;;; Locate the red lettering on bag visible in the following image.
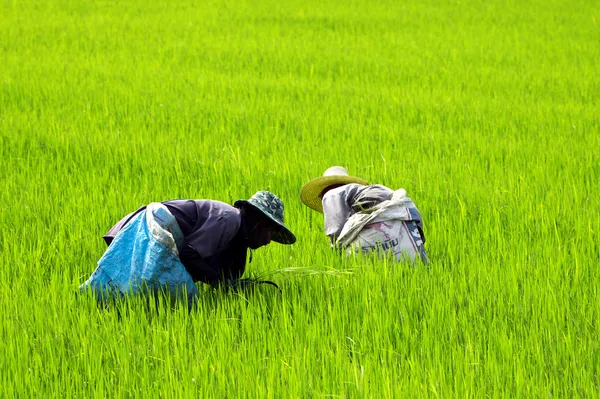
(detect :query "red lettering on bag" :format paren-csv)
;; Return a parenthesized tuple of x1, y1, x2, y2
(365, 222, 393, 239)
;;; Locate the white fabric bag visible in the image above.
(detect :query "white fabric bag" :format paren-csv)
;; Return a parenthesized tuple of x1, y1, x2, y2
(336, 189, 427, 262)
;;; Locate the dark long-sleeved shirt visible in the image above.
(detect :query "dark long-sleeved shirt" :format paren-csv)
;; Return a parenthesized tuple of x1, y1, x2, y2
(103, 200, 249, 285)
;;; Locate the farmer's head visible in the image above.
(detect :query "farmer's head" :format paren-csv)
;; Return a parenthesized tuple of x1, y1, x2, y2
(299, 166, 368, 213)
(234, 191, 296, 249)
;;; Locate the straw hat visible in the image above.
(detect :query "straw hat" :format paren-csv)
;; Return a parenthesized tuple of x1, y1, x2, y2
(300, 166, 368, 213)
(234, 191, 296, 244)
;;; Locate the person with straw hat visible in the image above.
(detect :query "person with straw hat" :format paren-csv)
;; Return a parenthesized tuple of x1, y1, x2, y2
(81, 191, 296, 305)
(300, 166, 427, 263)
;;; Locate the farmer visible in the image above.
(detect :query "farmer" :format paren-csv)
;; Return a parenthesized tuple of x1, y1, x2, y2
(80, 191, 296, 303)
(300, 166, 427, 263)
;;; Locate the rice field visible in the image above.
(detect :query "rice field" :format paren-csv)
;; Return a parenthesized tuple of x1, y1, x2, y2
(1, 0, 599, 396)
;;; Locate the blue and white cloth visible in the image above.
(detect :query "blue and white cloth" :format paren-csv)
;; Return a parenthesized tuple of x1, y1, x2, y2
(80, 203, 198, 305)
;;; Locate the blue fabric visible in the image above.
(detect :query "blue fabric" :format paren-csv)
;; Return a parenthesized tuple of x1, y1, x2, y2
(81, 207, 198, 305)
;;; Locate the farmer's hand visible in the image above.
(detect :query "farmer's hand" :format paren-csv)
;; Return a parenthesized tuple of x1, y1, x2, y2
(221, 279, 281, 293)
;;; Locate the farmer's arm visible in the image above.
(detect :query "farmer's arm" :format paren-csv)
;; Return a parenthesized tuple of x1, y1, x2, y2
(322, 185, 360, 243)
(180, 243, 249, 288)
(178, 245, 222, 284)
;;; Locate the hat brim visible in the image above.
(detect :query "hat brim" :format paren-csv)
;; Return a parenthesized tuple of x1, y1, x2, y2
(300, 175, 369, 213)
(234, 200, 296, 244)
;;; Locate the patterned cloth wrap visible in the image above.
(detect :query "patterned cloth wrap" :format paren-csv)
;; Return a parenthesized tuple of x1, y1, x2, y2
(80, 203, 198, 305)
(336, 189, 428, 263)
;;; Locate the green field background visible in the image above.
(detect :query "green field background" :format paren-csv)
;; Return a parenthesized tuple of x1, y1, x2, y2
(1, 0, 599, 396)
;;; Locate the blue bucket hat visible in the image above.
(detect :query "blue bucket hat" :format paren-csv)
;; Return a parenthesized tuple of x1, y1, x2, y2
(234, 191, 296, 244)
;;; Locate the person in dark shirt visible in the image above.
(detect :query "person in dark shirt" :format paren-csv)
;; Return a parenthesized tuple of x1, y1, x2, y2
(101, 190, 296, 288)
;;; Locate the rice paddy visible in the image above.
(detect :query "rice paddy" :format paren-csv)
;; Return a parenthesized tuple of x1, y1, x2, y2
(1, 0, 599, 396)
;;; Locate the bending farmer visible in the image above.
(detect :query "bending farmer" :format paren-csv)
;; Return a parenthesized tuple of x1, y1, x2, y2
(81, 191, 296, 303)
(300, 166, 427, 263)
